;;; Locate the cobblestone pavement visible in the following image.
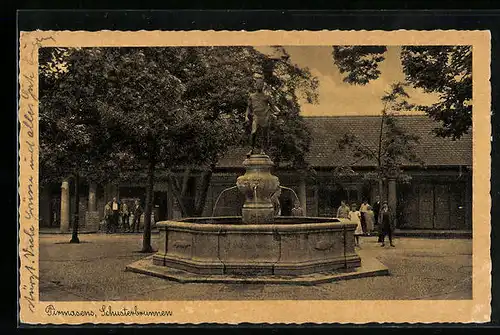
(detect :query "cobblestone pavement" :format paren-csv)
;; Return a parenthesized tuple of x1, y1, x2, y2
(39, 233, 472, 301)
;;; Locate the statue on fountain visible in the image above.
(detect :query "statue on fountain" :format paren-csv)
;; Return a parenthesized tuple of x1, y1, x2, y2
(237, 78, 281, 224)
(245, 79, 278, 157)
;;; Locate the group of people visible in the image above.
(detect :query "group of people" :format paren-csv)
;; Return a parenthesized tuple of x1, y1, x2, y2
(336, 196, 395, 248)
(103, 197, 144, 233)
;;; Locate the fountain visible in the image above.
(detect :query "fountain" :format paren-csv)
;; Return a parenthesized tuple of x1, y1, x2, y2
(126, 154, 389, 284)
(126, 79, 388, 283)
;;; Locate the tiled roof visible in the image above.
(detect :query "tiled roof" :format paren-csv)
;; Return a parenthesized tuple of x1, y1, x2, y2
(217, 115, 472, 168)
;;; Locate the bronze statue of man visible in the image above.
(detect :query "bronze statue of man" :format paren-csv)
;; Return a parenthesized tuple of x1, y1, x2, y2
(245, 79, 276, 156)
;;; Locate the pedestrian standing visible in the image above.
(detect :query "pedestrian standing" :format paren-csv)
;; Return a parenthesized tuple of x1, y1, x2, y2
(131, 199, 143, 233)
(373, 196, 382, 242)
(349, 203, 363, 247)
(121, 201, 130, 232)
(359, 199, 370, 235)
(336, 200, 350, 219)
(111, 197, 120, 233)
(365, 205, 375, 234)
(104, 202, 113, 234)
(379, 202, 395, 247)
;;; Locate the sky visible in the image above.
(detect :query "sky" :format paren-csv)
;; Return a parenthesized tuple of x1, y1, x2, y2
(255, 46, 438, 116)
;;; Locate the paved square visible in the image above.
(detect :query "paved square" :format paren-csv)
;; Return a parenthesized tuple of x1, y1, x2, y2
(39, 233, 472, 301)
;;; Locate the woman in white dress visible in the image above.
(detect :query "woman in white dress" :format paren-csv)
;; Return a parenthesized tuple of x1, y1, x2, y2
(365, 205, 375, 235)
(349, 203, 363, 247)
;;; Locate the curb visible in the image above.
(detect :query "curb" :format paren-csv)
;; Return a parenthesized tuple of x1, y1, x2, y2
(125, 255, 390, 285)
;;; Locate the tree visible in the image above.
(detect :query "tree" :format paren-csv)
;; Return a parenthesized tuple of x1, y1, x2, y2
(92, 47, 216, 252)
(332, 46, 472, 139)
(40, 47, 182, 251)
(337, 83, 423, 202)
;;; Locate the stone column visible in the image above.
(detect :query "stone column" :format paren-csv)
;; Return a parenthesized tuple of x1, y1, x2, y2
(85, 182, 100, 232)
(298, 177, 307, 216)
(60, 179, 70, 233)
(88, 183, 97, 211)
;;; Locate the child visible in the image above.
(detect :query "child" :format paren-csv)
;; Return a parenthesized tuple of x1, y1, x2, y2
(291, 200, 304, 217)
(365, 205, 375, 235)
(349, 203, 363, 247)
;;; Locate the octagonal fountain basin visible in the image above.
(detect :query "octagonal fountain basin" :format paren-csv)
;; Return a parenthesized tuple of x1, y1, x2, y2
(151, 216, 361, 276)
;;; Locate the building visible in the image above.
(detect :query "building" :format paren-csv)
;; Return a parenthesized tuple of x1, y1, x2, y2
(40, 115, 472, 231)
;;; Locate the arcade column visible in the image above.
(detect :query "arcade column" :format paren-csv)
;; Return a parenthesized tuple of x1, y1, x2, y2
(88, 183, 97, 211)
(60, 179, 70, 232)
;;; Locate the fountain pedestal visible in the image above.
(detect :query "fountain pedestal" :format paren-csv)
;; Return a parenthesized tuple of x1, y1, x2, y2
(236, 154, 280, 224)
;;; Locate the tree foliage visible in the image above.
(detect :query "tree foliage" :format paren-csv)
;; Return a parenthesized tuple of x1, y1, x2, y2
(39, 47, 123, 186)
(401, 46, 472, 139)
(332, 45, 472, 139)
(332, 46, 387, 85)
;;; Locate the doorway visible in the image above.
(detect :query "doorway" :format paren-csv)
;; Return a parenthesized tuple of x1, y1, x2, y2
(154, 191, 169, 221)
(401, 182, 467, 230)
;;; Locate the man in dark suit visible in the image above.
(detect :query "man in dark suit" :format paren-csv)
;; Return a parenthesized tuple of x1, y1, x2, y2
(372, 196, 382, 242)
(131, 199, 143, 233)
(111, 197, 120, 233)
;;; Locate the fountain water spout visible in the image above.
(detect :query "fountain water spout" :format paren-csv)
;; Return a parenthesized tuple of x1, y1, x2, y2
(280, 186, 301, 207)
(211, 185, 238, 218)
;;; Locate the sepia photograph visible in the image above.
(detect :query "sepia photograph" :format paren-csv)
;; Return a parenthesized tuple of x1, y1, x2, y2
(18, 30, 491, 324)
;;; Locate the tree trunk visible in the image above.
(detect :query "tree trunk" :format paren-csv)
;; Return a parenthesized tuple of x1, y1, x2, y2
(183, 176, 197, 216)
(170, 165, 214, 218)
(378, 113, 385, 161)
(70, 172, 80, 243)
(378, 177, 384, 202)
(167, 175, 187, 215)
(141, 159, 155, 253)
(170, 168, 196, 217)
(377, 111, 386, 202)
(180, 168, 191, 197)
(194, 167, 214, 216)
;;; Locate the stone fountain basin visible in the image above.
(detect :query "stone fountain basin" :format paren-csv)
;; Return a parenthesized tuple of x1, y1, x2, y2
(152, 216, 361, 276)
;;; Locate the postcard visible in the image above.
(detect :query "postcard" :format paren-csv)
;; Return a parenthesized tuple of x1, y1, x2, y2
(18, 29, 491, 324)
